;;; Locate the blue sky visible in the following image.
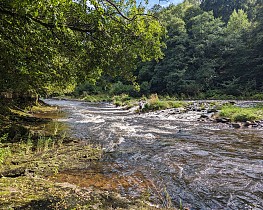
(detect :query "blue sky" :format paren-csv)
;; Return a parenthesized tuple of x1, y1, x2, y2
(145, 0, 183, 8)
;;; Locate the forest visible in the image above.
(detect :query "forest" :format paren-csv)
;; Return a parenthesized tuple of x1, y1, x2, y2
(75, 0, 263, 99)
(1, 0, 263, 99)
(0, 0, 164, 97)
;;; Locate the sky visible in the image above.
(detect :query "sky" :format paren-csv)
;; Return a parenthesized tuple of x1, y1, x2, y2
(145, 0, 183, 8)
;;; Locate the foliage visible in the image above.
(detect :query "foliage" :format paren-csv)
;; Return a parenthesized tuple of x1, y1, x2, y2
(0, 134, 11, 164)
(132, 1, 263, 99)
(219, 105, 263, 122)
(142, 94, 186, 112)
(109, 81, 138, 96)
(5, 0, 262, 99)
(74, 81, 103, 96)
(0, 0, 164, 95)
(112, 94, 131, 106)
(251, 93, 263, 100)
(200, 0, 257, 22)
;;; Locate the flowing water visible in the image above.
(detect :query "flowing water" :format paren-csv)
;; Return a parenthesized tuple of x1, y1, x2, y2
(45, 99, 263, 210)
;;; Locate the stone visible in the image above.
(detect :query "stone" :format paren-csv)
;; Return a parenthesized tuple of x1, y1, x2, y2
(215, 117, 230, 123)
(232, 123, 242, 128)
(244, 121, 252, 127)
(221, 118, 230, 123)
(200, 114, 209, 119)
(207, 109, 217, 113)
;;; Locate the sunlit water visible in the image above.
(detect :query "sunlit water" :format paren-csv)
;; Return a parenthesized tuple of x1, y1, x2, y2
(45, 99, 263, 209)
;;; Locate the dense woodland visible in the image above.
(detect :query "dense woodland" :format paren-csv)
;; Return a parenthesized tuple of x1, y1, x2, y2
(134, 0, 263, 98)
(77, 0, 263, 99)
(1, 0, 263, 99)
(0, 0, 164, 97)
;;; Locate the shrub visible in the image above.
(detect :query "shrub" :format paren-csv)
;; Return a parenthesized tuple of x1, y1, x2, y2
(109, 81, 137, 96)
(83, 95, 96, 102)
(140, 81, 150, 96)
(148, 100, 169, 111)
(250, 93, 263, 100)
(148, 93, 159, 104)
(113, 94, 131, 106)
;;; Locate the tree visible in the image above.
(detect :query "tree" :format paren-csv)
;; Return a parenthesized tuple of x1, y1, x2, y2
(0, 0, 164, 95)
(219, 9, 253, 95)
(226, 9, 251, 34)
(186, 11, 225, 92)
(245, 2, 263, 90)
(134, 0, 262, 98)
(200, 0, 257, 23)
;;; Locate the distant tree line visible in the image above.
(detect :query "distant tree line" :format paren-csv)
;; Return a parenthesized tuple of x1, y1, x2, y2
(81, 0, 263, 99)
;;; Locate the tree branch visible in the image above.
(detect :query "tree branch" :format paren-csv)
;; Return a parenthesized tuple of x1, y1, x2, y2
(0, 7, 96, 33)
(103, 0, 159, 22)
(104, 0, 132, 21)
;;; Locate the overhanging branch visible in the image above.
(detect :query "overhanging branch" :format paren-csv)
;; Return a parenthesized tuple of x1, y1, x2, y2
(0, 7, 96, 33)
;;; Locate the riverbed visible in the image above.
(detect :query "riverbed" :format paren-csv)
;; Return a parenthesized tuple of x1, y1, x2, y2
(45, 99, 263, 209)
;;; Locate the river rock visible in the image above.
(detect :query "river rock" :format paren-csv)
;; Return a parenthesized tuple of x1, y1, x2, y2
(244, 121, 259, 127)
(200, 114, 209, 119)
(173, 108, 186, 114)
(207, 108, 217, 113)
(222, 118, 231, 123)
(215, 117, 230, 123)
(232, 123, 242, 128)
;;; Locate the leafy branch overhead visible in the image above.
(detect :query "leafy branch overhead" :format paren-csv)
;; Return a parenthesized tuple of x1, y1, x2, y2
(0, 0, 165, 94)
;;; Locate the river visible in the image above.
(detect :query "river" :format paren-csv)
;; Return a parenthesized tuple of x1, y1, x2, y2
(44, 99, 263, 210)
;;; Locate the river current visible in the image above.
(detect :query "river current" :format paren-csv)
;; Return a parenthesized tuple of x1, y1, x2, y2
(45, 99, 263, 210)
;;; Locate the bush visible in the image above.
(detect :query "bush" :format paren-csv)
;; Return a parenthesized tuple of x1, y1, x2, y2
(113, 94, 131, 106)
(250, 93, 263, 100)
(233, 113, 257, 122)
(147, 101, 169, 111)
(140, 81, 150, 96)
(74, 81, 102, 96)
(83, 95, 96, 102)
(110, 81, 137, 96)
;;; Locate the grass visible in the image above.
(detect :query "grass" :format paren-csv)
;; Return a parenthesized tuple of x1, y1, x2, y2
(0, 134, 11, 164)
(219, 105, 263, 122)
(109, 93, 187, 112)
(0, 136, 105, 208)
(0, 138, 176, 209)
(113, 94, 132, 106)
(142, 94, 186, 112)
(1, 98, 180, 209)
(29, 104, 58, 113)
